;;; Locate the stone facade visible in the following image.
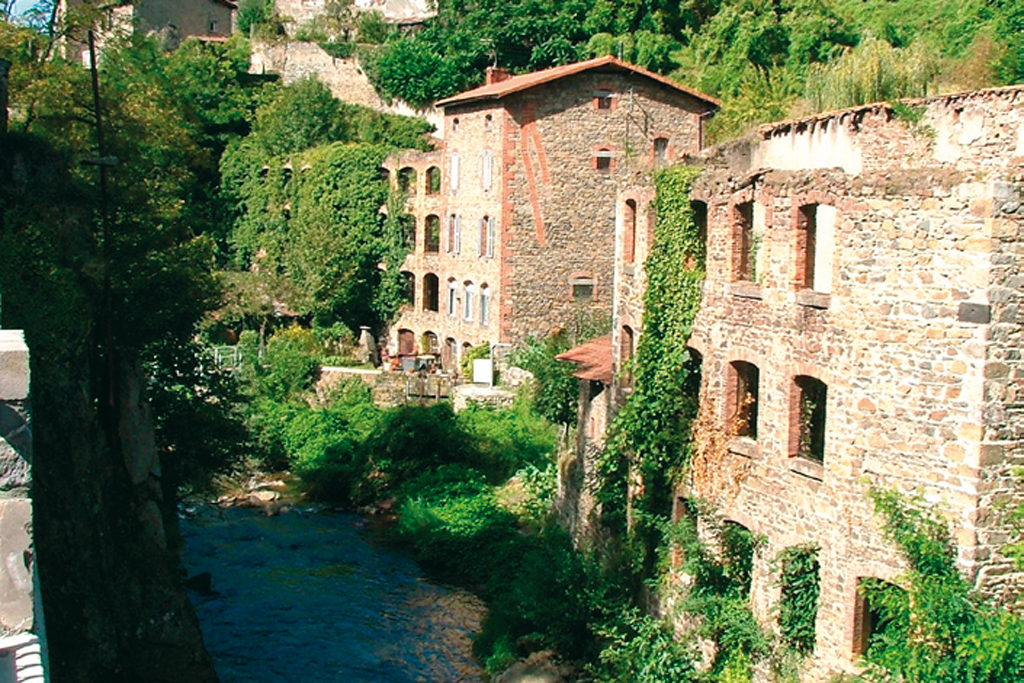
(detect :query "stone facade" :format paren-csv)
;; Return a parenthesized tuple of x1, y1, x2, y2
(0, 330, 47, 682)
(384, 56, 718, 372)
(602, 85, 1024, 680)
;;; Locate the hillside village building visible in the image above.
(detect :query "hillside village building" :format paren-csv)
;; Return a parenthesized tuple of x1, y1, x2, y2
(382, 56, 719, 370)
(58, 0, 236, 59)
(561, 84, 1024, 680)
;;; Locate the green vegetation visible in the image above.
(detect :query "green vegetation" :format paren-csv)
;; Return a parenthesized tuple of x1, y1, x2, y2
(352, 0, 1023, 135)
(776, 544, 821, 654)
(852, 490, 1024, 683)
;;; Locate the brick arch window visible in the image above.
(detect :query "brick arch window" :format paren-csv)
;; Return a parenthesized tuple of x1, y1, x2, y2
(426, 166, 441, 195)
(423, 331, 439, 354)
(480, 284, 490, 327)
(444, 337, 457, 370)
(594, 147, 614, 171)
(653, 136, 669, 163)
(446, 278, 458, 317)
(791, 375, 827, 463)
(728, 360, 759, 439)
(463, 281, 476, 321)
(425, 215, 441, 253)
(594, 90, 613, 110)
(733, 201, 755, 282)
(446, 213, 461, 254)
(400, 214, 416, 249)
(721, 520, 756, 596)
(423, 273, 439, 312)
(397, 329, 415, 356)
(478, 215, 496, 258)
(400, 271, 415, 306)
(623, 199, 637, 264)
(398, 166, 416, 194)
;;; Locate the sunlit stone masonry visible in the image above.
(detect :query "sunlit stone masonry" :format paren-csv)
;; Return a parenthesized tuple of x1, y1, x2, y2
(629, 86, 1024, 680)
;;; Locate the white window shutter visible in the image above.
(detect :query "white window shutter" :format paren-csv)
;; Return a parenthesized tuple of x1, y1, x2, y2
(454, 214, 461, 254)
(487, 216, 496, 258)
(482, 149, 492, 191)
(450, 153, 460, 192)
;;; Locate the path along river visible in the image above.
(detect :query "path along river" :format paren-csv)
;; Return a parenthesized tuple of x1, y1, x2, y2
(180, 504, 487, 682)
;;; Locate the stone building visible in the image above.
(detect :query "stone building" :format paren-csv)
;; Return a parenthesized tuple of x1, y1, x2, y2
(58, 0, 236, 59)
(595, 84, 1024, 680)
(383, 56, 719, 371)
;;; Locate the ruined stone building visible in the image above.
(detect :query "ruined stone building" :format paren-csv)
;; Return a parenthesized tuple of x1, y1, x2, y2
(574, 84, 1024, 680)
(382, 56, 719, 370)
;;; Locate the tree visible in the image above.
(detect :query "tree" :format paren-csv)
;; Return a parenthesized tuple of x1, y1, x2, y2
(0, 25, 231, 681)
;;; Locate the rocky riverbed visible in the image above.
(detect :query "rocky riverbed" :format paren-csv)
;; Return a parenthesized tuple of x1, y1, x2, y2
(180, 504, 487, 682)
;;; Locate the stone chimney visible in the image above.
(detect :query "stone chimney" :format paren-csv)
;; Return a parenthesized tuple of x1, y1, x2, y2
(0, 59, 9, 135)
(485, 66, 511, 86)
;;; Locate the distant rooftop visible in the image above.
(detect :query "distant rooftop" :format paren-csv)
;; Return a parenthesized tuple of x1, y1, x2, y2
(435, 55, 720, 109)
(556, 334, 613, 384)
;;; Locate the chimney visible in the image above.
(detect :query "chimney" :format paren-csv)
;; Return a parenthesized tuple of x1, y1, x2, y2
(485, 66, 510, 86)
(0, 59, 9, 135)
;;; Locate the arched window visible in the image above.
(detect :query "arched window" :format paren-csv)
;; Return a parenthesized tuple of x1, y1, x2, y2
(425, 215, 440, 253)
(623, 199, 637, 264)
(423, 331, 439, 354)
(481, 149, 493, 191)
(463, 281, 475, 321)
(446, 213, 461, 254)
(398, 167, 416, 194)
(400, 214, 416, 249)
(397, 329, 415, 356)
(446, 279, 458, 317)
(426, 166, 441, 195)
(484, 113, 493, 131)
(400, 270, 415, 305)
(480, 285, 490, 327)
(423, 273, 439, 312)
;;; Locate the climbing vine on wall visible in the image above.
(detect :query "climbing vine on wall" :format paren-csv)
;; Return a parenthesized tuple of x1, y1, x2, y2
(600, 165, 705, 575)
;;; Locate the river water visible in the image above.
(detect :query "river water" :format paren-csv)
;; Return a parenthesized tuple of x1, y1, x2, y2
(180, 505, 486, 683)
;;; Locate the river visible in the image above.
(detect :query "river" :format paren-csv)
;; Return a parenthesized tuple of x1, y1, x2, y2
(180, 504, 487, 683)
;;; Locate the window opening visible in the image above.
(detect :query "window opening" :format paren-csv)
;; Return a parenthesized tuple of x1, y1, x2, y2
(425, 215, 440, 253)
(794, 375, 827, 463)
(481, 149, 493, 191)
(423, 273, 439, 312)
(480, 285, 490, 326)
(735, 201, 755, 281)
(853, 579, 902, 657)
(398, 167, 416, 194)
(484, 113, 493, 131)
(731, 360, 759, 439)
(691, 200, 708, 268)
(400, 271, 415, 305)
(423, 331, 439, 354)
(594, 91, 612, 109)
(446, 279, 457, 317)
(653, 137, 669, 163)
(450, 153, 460, 192)
(624, 199, 637, 264)
(400, 214, 416, 249)
(452, 117, 460, 132)
(595, 149, 613, 171)
(447, 213, 461, 254)
(398, 329, 415, 356)
(620, 325, 634, 387)
(797, 203, 835, 293)
(463, 282, 475, 321)
(570, 276, 595, 302)
(426, 166, 441, 195)
(778, 545, 821, 655)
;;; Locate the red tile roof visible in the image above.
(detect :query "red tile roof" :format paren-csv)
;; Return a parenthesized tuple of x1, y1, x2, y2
(556, 334, 614, 384)
(435, 55, 720, 109)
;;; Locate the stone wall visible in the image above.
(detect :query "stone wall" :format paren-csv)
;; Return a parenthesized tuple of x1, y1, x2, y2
(249, 41, 444, 132)
(678, 85, 1024, 680)
(496, 72, 708, 346)
(0, 330, 47, 681)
